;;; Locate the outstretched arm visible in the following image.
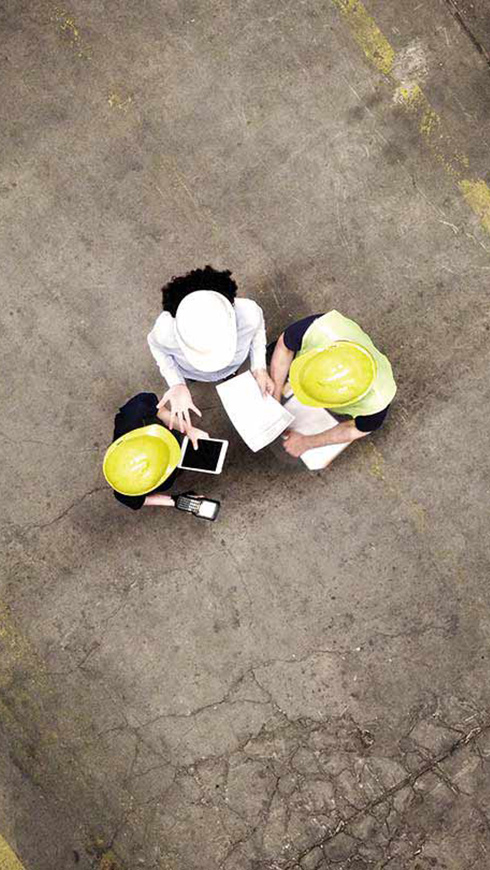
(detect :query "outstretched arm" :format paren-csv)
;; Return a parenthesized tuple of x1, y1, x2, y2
(283, 420, 368, 458)
(249, 304, 274, 397)
(148, 320, 202, 433)
(270, 334, 295, 401)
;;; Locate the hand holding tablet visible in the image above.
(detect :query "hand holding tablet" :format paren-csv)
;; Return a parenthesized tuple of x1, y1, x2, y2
(178, 437, 229, 474)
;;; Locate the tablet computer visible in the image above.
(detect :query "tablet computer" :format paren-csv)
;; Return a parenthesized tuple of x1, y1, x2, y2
(178, 437, 228, 474)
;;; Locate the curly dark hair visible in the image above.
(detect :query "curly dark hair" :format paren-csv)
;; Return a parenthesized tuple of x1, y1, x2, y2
(161, 265, 238, 317)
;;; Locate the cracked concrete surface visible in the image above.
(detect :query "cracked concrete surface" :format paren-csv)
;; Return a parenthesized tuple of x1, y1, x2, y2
(2, 0, 490, 868)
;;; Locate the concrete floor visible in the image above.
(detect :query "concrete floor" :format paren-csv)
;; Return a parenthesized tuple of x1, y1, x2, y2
(1, 1, 490, 868)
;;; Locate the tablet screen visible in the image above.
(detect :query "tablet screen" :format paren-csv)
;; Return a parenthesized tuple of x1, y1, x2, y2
(181, 439, 224, 472)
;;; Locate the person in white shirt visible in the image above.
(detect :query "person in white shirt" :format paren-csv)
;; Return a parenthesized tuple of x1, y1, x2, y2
(147, 266, 273, 439)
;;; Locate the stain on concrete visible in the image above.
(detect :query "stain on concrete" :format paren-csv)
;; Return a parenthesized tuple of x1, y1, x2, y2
(333, 0, 490, 236)
(107, 92, 133, 112)
(97, 851, 122, 870)
(392, 39, 429, 89)
(51, 8, 91, 59)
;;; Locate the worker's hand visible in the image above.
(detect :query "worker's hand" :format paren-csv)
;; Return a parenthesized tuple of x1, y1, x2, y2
(158, 385, 202, 433)
(183, 424, 209, 450)
(252, 368, 275, 398)
(282, 430, 311, 458)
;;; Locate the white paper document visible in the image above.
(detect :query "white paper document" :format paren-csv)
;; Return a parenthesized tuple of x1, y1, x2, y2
(216, 371, 294, 452)
(284, 395, 350, 470)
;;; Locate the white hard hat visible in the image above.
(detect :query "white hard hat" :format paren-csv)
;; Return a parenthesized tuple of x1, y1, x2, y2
(175, 290, 237, 372)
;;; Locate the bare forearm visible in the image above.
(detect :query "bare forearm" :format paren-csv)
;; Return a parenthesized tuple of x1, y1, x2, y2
(157, 406, 172, 427)
(270, 335, 294, 400)
(144, 494, 175, 507)
(308, 420, 367, 447)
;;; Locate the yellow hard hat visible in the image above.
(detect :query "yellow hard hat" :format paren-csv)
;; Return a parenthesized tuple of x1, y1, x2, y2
(290, 341, 376, 408)
(103, 424, 181, 496)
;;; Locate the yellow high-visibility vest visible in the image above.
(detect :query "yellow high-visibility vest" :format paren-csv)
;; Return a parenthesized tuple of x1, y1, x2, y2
(297, 310, 397, 415)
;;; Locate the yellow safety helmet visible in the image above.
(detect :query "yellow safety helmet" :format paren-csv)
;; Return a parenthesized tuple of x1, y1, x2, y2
(103, 424, 181, 496)
(290, 341, 377, 409)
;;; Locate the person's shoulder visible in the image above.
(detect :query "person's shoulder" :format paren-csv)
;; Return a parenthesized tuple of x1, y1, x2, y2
(118, 391, 158, 417)
(148, 310, 175, 340)
(235, 297, 263, 323)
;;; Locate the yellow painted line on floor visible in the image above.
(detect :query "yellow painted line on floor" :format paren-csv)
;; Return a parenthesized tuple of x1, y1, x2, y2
(332, 0, 490, 237)
(459, 179, 490, 234)
(0, 836, 27, 870)
(333, 0, 394, 74)
(0, 602, 33, 689)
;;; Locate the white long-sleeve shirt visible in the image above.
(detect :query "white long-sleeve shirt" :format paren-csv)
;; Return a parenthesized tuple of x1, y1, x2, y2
(147, 298, 267, 387)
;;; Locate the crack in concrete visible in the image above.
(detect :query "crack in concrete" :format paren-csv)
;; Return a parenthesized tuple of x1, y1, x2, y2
(0, 428, 101, 451)
(21, 486, 106, 530)
(135, 648, 351, 732)
(443, 0, 490, 68)
(76, 641, 102, 671)
(0, 428, 63, 448)
(136, 671, 271, 730)
(218, 543, 254, 626)
(293, 716, 490, 867)
(9, 616, 486, 870)
(218, 771, 282, 870)
(368, 619, 454, 642)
